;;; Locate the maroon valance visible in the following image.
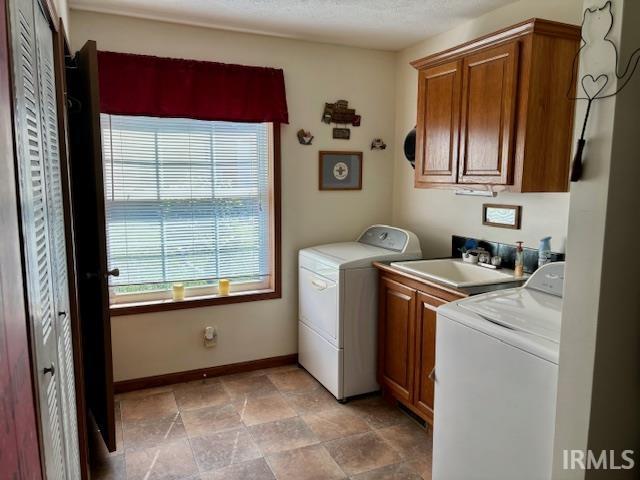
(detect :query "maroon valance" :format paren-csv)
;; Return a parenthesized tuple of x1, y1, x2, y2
(97, 51, 288, 124)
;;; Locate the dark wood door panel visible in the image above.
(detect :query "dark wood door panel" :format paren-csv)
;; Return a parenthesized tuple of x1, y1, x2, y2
(414, 292, 444, 423)
(67, 40, 116, 452)
(378, 277, 416, 402)
(459, 41, 519, 185)
(415, 60, 462, 186)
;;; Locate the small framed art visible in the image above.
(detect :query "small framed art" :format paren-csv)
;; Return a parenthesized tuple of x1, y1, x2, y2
(319, 151, 362, 190)
(482, 204, 522, 229)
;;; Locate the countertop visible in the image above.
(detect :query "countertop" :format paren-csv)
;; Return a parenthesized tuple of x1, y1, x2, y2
(374, 259, 527, 297)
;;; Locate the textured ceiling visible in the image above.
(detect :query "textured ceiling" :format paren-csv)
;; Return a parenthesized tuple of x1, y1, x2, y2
(69, 0, 516, 51)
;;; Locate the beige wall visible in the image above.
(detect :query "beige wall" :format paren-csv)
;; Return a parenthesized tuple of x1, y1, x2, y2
(53, 0, 69, 32)
(70, 0, 585, 382)
(391, 0, 584, 257)
(554, 0, 640, 478)
(584, 0, 640, 473)
(70, 10, 397, 381)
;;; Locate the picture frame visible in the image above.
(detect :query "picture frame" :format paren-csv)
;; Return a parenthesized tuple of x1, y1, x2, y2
(319, 151, 363, 191)
(482, 204, 522, 229)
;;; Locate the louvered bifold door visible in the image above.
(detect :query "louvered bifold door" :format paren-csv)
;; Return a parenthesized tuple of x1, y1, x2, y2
(34, 1, 82, 478)
(9, 0, 79, 478)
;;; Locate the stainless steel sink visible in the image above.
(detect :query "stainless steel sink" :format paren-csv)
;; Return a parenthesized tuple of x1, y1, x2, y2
(390, 258, 523, 288)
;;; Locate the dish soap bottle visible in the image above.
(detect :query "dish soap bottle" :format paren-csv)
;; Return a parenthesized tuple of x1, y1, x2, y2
(515, 241, 524, 278)
(538, 236, 552, 268)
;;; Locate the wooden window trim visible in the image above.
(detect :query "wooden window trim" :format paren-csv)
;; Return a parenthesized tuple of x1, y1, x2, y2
(109, 123, 282, 317)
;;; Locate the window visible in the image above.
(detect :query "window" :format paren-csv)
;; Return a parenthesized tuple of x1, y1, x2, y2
(101, 114, 280, 312)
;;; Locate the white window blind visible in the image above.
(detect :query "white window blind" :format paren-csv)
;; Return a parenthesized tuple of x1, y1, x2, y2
(101, 114, 273, 299)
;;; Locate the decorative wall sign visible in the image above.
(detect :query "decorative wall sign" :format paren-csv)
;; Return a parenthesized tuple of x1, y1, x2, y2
(333, 128, 351, 140)
(319, 151, 363, 190)
(482, 204, 522, 230)
(569, 1, 640, 181)
(322, 100, 361, 126)
(297, 129, 314, 145)
(371, 138, 387, 150)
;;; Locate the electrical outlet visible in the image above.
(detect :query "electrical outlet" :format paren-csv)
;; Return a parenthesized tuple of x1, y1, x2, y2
(204, 326, 217, 348)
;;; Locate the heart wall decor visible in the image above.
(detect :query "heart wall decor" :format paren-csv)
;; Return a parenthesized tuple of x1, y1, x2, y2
(568, 1, 640, 181)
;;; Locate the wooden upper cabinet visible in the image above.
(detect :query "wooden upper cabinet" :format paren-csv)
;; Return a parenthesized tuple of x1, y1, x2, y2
(377, 277, 416, 403)
(415, 60, 461, 186)
(411, 19, 581, 192)
(458, 42, 518, 185)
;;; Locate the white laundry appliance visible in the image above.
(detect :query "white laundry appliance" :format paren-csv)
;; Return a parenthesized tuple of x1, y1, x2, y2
(298, 225, 421, 401)
(433, 262, 565, 480)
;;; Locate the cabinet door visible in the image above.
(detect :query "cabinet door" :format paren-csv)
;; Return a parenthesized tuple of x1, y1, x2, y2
(458, 41, 519, 185)
(378, 277, 417, 402)
(414, 292, 445, 423)
(415, 60, 462, 186)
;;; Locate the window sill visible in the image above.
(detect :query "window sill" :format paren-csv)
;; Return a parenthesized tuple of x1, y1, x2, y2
(109, 288, 281, 316)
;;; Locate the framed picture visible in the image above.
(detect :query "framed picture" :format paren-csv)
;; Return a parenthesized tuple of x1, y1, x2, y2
(482, 204, 522, 229)
(319, 151, 362, 190)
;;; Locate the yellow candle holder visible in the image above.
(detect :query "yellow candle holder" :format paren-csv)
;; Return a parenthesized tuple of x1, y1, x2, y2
(218, 278, 230, 296)
(172, 283, 185, 301)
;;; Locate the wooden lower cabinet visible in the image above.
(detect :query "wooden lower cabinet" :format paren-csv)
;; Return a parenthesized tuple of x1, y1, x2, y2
(377, 271, 464, 425)
(413, 292, 445, 423)
(377, 277, 416, 403)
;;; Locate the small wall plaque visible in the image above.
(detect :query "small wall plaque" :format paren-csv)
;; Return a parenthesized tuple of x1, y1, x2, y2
(319, 151, 362, 190)
(332, 128, 351, 140)
(322, 100, 361, 126)
(483, 204, 522, 229)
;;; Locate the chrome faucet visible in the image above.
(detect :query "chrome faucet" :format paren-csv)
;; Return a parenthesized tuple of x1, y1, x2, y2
(478, 251, 491, 265)
(476, 250, 502, 269)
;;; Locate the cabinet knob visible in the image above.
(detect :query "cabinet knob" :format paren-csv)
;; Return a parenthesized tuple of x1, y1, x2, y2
(428, 367, 436, 382)
(43, 364, 55, 377)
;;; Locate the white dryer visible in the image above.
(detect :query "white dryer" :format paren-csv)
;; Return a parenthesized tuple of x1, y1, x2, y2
(433, 262, 565, 480)
(298, 225, 421, 401)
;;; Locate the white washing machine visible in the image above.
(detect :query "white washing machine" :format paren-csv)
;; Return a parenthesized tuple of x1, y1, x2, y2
(298, 225, 421, 401)
(433, 262, 565, 480)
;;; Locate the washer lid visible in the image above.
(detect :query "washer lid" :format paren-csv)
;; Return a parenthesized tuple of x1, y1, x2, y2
(300, 242, 401, 269)
(439, 293, 561, 364)
(299, 225, 422, 269)
(458, 288, 562, 344)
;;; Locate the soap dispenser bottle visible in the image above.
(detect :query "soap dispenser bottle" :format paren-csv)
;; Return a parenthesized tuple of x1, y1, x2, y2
(514, 241, 524, 278)
(538, 236, 552, 268)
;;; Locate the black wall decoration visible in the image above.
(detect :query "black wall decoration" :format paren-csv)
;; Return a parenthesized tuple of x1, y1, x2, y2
(569, 1, 640, 181)
(322, 100, 361, 140)
(404, 127, 416, 169)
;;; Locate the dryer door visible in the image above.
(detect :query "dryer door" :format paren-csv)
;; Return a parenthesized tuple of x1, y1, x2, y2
(299, 266, 340, 347)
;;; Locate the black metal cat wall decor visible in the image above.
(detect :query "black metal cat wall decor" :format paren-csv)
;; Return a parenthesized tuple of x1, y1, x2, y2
(569, 1, 640, 181)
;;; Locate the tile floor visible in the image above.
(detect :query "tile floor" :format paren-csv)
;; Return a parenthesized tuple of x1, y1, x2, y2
(93, 365, 432, 480)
